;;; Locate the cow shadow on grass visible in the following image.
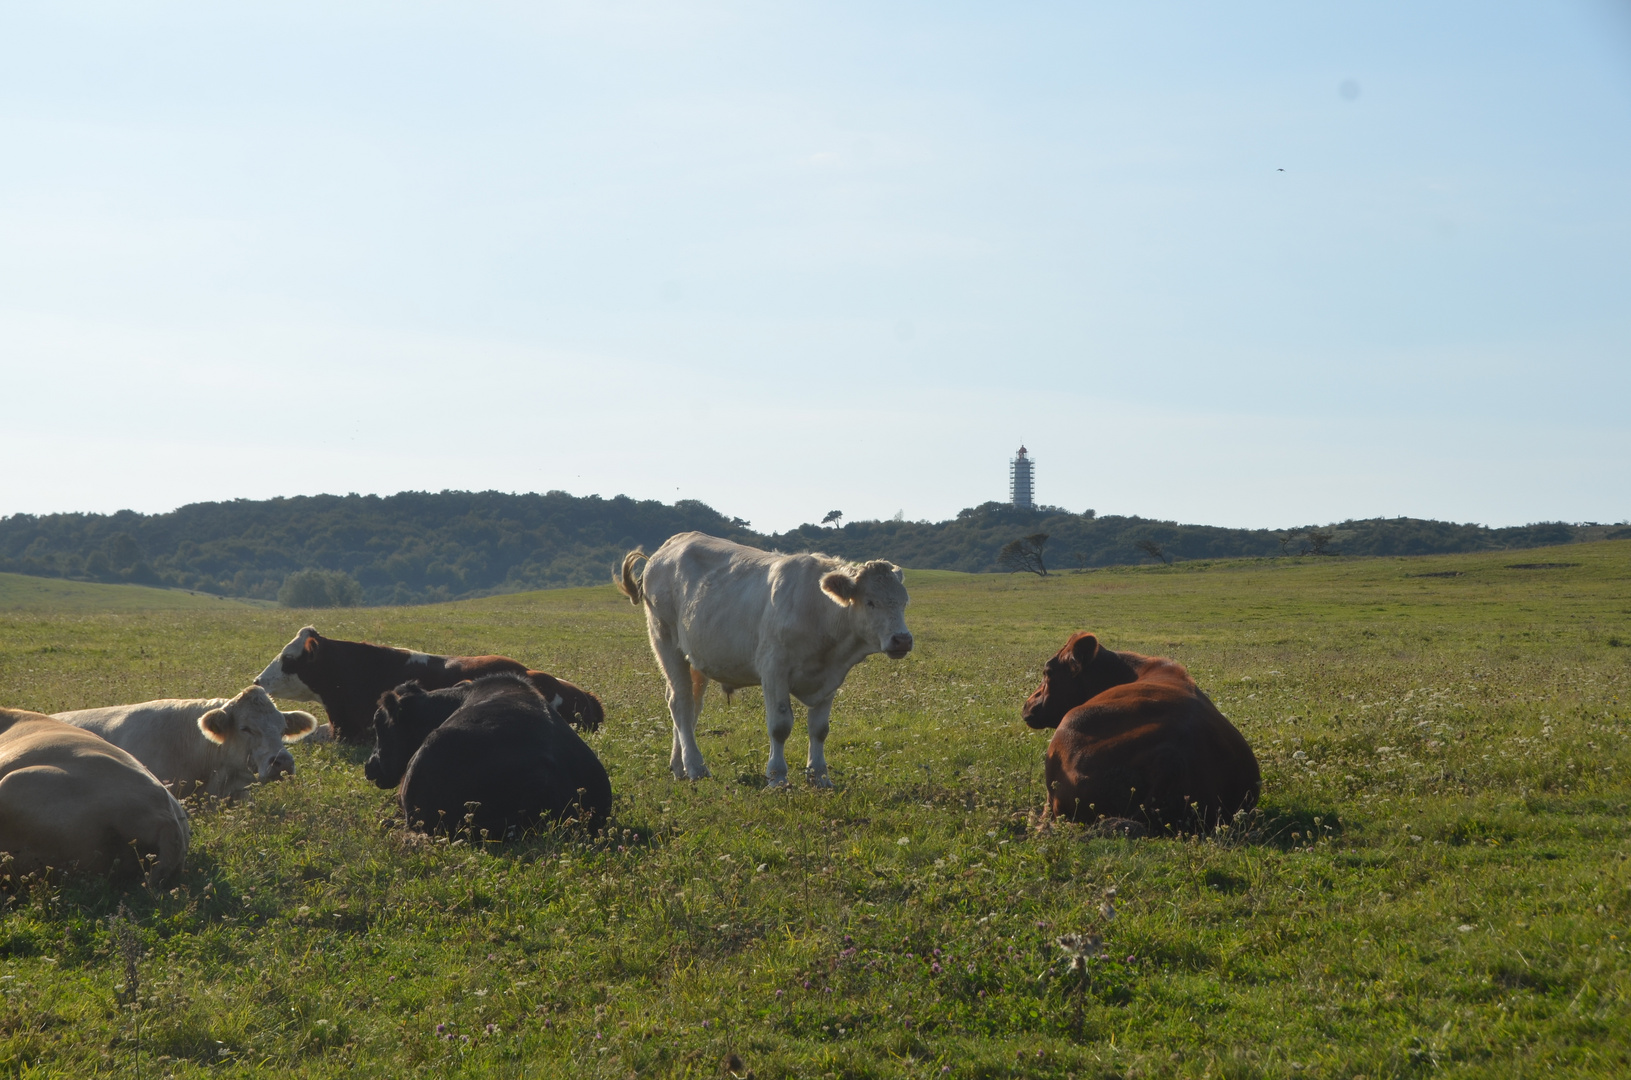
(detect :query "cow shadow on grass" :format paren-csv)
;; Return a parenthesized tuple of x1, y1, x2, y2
(1040, 798, 1347, 851)
(1166, 798, 1346, 852)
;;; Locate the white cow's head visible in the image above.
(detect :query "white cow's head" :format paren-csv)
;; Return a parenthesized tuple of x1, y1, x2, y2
(820, 560, 914, 658)
(253, 626, 322, 701)
(198, 685, 320, 797)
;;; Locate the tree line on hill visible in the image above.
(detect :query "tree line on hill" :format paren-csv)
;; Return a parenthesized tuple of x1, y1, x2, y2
(0, 491, 1620, 606)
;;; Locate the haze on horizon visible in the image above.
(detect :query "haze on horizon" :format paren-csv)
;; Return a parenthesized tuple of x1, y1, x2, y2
(3, 1, 1628, 534)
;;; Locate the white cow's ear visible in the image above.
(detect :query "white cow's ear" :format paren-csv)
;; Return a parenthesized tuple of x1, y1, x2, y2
(820, 570, 857, 605)
(198, 708, 232, 744)
(282, 710, 319, 741)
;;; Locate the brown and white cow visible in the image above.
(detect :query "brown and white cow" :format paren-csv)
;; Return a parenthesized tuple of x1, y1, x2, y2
(55, 686, 319, 800)
(1022, 632, 1260, 833)
(253, 627, 604, 743)
(0, 709, 190, 885)
(618, 531, 913, 787)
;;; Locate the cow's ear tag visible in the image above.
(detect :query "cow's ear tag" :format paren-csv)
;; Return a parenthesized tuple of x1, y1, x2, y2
(820, 570, 857, 605)
(198, 709, 232, 744)
(283, 711, 319, 740)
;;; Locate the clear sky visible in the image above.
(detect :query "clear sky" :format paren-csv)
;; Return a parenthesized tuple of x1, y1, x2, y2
(3, 1, 1628, 532)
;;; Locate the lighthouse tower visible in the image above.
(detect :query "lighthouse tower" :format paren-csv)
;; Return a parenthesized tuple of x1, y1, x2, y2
(1009, 445, 1035, 510)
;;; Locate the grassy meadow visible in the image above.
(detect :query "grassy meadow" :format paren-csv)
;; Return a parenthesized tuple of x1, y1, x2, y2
(0, 542, 1628, 1078)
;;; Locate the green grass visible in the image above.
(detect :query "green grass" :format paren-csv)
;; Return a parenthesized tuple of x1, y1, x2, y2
(1, 544, 1629, 1078)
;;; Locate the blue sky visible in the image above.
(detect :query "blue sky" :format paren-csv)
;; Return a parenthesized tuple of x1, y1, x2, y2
(3, 1, 1628, 531)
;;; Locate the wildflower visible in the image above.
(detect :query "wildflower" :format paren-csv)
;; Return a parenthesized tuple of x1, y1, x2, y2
(435, 1023, 446, 1035)
(775, 989, 784, 998)
(803, 980, 812, 989)
(931, 962, 942, 974)
(485, 1023, 498, 1035)
(897, 837, 910, 845)
(1055, 932, 1104, 971)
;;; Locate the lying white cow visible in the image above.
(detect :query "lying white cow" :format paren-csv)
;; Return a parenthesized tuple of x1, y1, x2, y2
(0, 708, 190, 886)
(54, 686, 319, 800)
(617, 532, 913, 787)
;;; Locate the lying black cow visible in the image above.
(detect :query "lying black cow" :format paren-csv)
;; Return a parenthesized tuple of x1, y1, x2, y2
(255, 626, 604, 742)
(364, 674, 613, 837)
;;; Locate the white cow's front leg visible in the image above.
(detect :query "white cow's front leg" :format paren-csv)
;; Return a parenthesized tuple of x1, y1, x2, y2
(763, 675, 795, 788)
(649, 627, 710, 780)
(805, 696, 835, 788)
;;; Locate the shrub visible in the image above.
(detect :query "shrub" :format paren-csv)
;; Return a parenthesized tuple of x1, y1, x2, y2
(278, 569, 364, 608)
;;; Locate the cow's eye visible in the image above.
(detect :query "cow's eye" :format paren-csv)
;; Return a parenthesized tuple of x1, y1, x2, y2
(866, 600, 876, 608)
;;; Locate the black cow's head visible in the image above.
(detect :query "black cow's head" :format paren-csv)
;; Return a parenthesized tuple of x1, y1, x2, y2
(364, 681, 467, 788)
(1021, 632, 1138, 730)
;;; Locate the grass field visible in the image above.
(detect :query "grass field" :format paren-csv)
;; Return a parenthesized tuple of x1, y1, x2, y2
(0, 542, 1628, 1079)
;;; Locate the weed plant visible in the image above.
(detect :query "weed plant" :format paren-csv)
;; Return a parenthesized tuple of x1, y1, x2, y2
(0, 543, 1627, 1077)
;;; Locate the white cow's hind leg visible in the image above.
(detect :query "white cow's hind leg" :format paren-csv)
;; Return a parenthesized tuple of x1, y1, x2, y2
(762, 674, 795, 788)
(805, 696, 835, 788)
(649, 625, 710, 780)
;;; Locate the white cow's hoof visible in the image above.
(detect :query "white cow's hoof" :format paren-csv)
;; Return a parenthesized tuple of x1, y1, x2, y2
(685, 765, 713, 781)
(806, 771, 834, 789)
(765, 775, 791, 789)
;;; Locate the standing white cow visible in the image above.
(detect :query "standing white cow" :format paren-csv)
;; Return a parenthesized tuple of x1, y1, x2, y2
(618, 532, 913, 787)
(54, 686, 318, 800)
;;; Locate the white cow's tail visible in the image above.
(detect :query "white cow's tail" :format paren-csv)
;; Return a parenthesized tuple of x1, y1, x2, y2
(616, 549, 649, 606)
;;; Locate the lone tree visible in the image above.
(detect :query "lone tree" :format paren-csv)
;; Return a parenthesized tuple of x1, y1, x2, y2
(821, 510, 843, 527)
(1135, 538, 1171, 565)
(278, 569, 364, 608)
(999, 533, 1051, 576)
(1303, 528, 1338, 556)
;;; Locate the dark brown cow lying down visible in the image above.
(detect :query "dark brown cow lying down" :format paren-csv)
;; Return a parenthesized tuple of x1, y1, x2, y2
(1022, 632, 1260, 833)
(0, 709, 190, 885)
(363, 674, 612, 837)
(254, 626, 604, 743)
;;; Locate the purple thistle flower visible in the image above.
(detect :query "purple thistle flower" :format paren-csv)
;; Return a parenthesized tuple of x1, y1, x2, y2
(931, 962, 942, 974)
(435, 1024, 446, 1034)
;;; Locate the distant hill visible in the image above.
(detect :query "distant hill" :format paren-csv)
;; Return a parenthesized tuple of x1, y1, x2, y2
(0, 491, 1620, 605)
